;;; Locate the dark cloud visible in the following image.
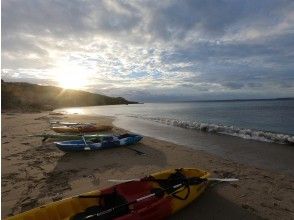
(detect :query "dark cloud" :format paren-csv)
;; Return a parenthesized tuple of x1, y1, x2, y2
(247, 82, 263, 88)
(223, 82, 244, 90)
(2, 0, 141, 39)
(144, 0, 293, 40)
(161, 30, 294, 92)
(146, 0, 239, 40)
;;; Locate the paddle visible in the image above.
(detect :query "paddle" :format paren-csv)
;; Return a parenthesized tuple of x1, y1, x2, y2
(29, 134, 49, 142)
(50, 121, 95, 126)
(80, 180, 195, 220)
(82, 135, 91, 150)
(78, 175, 206, 199)
(124, 146, 146, 155)
(78, 176, 238, 200)
(108, 177, 239, 183)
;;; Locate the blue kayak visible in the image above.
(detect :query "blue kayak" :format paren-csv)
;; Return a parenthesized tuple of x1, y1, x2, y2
(54, 133, 143, 152)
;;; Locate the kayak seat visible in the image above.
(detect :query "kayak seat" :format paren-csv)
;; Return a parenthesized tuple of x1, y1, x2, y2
(90, 138, 102, 143)
(145, 170, 192, 200)
(71, 191, 129, 220)
(114, 181, 162, 210)
(116, 197, 172, 220)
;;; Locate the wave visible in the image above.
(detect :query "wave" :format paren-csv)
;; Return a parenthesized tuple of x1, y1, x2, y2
(130, 116, 294, 145)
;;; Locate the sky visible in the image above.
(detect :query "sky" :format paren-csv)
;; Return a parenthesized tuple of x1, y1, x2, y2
(2, 0, 294, 101)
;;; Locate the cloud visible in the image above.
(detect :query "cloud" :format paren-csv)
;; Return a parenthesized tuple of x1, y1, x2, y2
(223, 82, 244, 90)
(2, 0, 294, 101)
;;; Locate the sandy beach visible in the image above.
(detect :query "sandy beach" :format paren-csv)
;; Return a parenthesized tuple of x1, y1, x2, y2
(2, 112, 294, 219)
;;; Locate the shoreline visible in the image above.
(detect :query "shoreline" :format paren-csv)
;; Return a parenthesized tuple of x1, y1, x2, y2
(114, 116, 294, 175)
(2, 112, 294, 219)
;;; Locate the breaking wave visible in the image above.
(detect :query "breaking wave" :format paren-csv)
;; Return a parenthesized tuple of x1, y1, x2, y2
(131, 116, 294, 145)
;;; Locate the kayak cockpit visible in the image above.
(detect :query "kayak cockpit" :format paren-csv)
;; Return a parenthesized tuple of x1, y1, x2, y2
(71, 190, 129, 220)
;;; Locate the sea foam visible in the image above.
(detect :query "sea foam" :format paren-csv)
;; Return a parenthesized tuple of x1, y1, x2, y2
(131, 116, 294, 145)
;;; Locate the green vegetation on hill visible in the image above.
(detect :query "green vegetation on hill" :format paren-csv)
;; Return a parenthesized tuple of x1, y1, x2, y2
(1, 81, 137, 111)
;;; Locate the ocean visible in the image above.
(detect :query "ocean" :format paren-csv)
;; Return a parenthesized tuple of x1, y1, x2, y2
(61, 99, 294, 145)
(59, 99, 294, 174)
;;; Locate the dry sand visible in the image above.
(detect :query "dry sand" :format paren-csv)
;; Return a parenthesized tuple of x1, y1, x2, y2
(1, 112, 294, 219)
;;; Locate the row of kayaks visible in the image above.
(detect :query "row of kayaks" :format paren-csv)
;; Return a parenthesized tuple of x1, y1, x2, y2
(6, 168, 210, 220)
(40, 121, 143, 152)
(6, 121, 231, 220)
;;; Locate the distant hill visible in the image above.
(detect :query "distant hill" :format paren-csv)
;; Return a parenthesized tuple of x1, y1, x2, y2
(1, 80, 137, 112)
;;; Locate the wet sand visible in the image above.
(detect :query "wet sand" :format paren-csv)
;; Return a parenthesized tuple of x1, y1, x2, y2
(2, 112, 294, 219)
(114, 116, 294, 175)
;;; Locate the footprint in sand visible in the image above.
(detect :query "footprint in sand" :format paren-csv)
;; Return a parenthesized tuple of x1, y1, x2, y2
(20, 199, 39, 212)
(242, 204, 256, 212)
(88, 175, 100, 186)
(213, 170, 237, 178)
(52, 193, 63, 202)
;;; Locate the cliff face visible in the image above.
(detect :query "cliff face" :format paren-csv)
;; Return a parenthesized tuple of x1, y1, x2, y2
(1, 81, 137, 111)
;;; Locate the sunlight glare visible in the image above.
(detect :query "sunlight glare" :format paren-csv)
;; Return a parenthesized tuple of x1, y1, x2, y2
(64, 107, 85, 114)
(54, 62, 90, 90)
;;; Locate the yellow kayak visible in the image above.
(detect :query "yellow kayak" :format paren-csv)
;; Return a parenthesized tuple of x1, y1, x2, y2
(6, 168, 209, 220)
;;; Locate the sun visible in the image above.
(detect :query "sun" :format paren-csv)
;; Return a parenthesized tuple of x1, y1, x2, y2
(57, 72, 87, 90)
(53, 62, 90, 90)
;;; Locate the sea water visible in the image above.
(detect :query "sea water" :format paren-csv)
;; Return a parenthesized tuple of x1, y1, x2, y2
(61, 99, 294, 145)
